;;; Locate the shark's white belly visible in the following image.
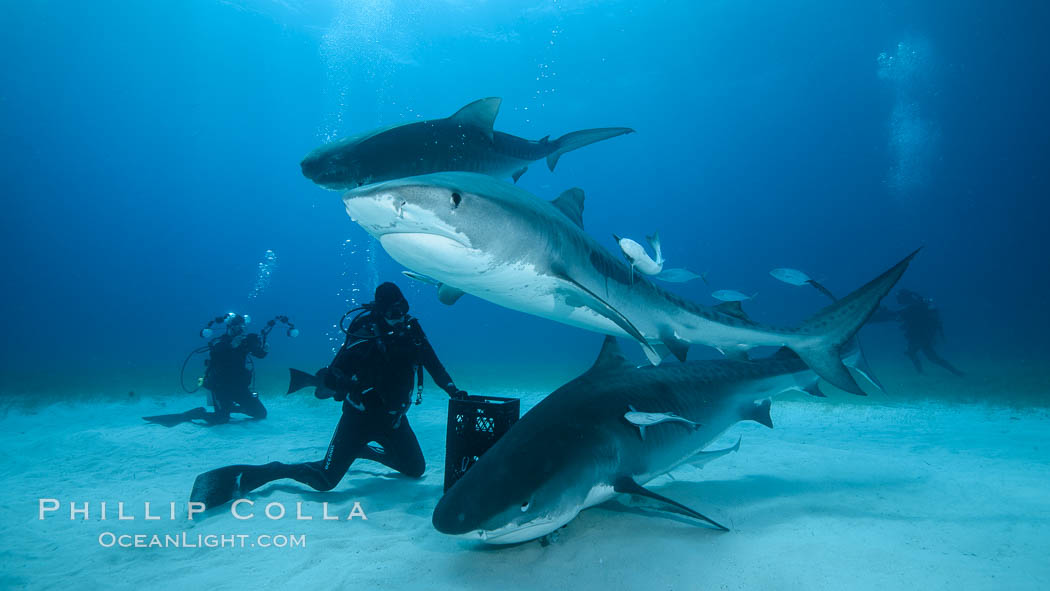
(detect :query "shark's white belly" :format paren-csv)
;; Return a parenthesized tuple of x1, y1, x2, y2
(379, 233, 626, 336)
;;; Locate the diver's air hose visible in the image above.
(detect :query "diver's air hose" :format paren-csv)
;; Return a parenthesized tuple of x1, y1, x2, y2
(179, 345, 211, 393)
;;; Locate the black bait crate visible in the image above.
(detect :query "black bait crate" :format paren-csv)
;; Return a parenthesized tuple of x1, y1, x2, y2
(443, 394, 520, 492)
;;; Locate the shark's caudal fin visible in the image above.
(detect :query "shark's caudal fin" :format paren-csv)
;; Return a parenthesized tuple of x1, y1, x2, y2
(546, 127, 634, 171)
(791, 249, 920, 395)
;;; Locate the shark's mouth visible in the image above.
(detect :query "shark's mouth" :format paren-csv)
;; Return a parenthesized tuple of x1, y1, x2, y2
(461, 516, 565, 545)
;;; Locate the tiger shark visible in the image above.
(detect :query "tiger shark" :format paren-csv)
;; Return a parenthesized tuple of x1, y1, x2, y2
(342, 172, 916, 394)
(301, 97, 633, 190)
(431, 336, 874, 544)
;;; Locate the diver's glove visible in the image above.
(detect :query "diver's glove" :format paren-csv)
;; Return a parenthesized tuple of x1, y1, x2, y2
(445, 383, 468, 400)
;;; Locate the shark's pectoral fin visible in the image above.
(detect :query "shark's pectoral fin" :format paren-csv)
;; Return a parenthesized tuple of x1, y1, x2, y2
(690, 436, 742, 468)
(613, 477, 729, 531)
(437, 284, 466, 305)
(742, 399, 773, 428)
(556, 272, 660, 365)
(449, 97, 500, 141)
(401, 270, 441, 286)
(658, 328, 689, 363)
(511, 166, 528, 183)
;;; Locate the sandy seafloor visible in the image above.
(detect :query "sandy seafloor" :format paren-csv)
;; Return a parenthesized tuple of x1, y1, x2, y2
(2, 383, 1048, 591)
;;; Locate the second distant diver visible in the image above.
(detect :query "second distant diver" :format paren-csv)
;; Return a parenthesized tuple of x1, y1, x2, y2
(144, 313, 296, 427)
(873, 289, 964, 376)
(190, 282, 467, 508)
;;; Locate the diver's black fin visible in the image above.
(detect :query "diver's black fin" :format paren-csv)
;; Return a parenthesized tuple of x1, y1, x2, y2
(190, 465, 247, 510)
(143, 407, 207, 427)
(287, 368, 319, 394)
(614, 477, 729, 531)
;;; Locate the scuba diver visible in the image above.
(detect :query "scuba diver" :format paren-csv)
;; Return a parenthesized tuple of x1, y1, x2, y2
(189, 282, 467, 508)
(143, 313, 298, 427)
(872, 289, 964, 376)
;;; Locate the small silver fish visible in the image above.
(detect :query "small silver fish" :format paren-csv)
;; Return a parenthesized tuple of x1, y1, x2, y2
(711, 290, 756, 302)
(770, 267, 811, 286)
(624, 405, 702, 440)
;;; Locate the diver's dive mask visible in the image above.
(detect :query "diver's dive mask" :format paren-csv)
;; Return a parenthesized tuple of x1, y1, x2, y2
(383, 301, 409, 325)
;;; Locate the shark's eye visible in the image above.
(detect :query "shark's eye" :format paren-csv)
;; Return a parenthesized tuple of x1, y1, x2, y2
(450, 192, 462, 209)
(520, 500, 530, 512)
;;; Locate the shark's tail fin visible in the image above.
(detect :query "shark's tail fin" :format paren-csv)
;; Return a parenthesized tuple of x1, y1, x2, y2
(791, 249, 920, 395)
(547, 127, 634, 171)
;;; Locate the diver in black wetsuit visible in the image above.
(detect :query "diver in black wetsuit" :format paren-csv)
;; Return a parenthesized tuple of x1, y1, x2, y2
(872, 289, 964, 376)
(144, 314, 270, 427)
(190, 282, 467, 507)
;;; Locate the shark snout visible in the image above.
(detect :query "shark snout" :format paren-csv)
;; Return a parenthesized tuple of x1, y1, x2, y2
(300, 155, 321, 180)
(432, 494, 477, 536)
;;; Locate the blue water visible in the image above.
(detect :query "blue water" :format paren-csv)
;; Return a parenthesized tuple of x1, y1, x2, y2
(2, 0, 1048, 395)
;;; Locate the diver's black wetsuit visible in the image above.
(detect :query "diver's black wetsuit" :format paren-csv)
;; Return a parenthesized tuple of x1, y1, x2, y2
(873, 291, 964, 376)
(145, 330, 268, 427)
(191, 284, 464, 505)
(202, 332, 269, 422)
(242, 311, 458, 489)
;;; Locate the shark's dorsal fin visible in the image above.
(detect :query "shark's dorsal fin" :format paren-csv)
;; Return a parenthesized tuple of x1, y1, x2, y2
(714, 300, 750, 321)
(449, 97, 501, 141)
(551, 188, 585, 229)
(589, 336, 632, 374)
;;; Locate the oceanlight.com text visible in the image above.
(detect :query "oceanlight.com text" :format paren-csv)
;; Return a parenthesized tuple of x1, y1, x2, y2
(98, 532, 307, 549)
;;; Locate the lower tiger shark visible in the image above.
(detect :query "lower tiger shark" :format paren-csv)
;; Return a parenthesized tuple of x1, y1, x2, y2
(432, 336, 878, 544)
(342, 172, 917, 395)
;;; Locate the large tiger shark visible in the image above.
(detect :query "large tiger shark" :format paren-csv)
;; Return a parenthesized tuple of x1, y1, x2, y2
(300, 97, 633, 190)
(342, 171, 917, 395)
(432, 336, 878, 544)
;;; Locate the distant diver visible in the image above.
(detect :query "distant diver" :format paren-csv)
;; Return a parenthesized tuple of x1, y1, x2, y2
(299, 97, 633, 190)
(872, 289, 964, 376)
(143, 313, 298, 427)
(189, 283, 467, 509)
